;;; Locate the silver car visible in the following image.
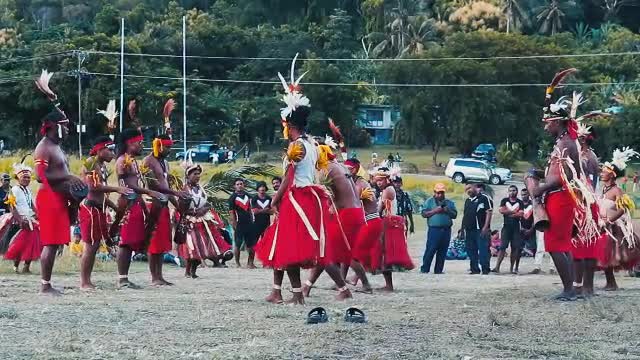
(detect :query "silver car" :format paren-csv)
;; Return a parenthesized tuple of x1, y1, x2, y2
(445, 158, 511, 185)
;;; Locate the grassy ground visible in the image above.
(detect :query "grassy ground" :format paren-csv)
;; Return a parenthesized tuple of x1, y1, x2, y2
(1, 217, 640, 359)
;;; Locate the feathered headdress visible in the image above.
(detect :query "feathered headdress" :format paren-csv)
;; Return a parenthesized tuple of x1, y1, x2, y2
(97, 100, 118, 137)
(374, 161, 401, 181)
(324, 135, 338, 150)
(543, 68, 577, 121)
(604, 147, 639, 175)
(278, 53, 310, 120)
(163, 99, 176, 136)
(35, 69, 57, 102)
(35, 70, 68, 138)
(12, 163, 32, 178)
(576, 122, 592, 138)
(328, 118, 348, 161)
(127, 99, 141, 130)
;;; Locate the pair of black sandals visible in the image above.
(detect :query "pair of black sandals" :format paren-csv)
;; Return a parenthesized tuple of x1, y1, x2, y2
(306, 307, 366, 324)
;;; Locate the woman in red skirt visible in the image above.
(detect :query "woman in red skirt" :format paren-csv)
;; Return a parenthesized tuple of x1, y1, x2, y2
(0, 163, 41, 273)
(255, 54, 330, 305)
(370, 166, 414, 292)
(178, 164, 233, 278)
(598, 148, 640, 291)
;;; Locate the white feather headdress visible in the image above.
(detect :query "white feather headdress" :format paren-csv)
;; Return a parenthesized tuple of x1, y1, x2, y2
(35, 69, 57, 101)
(278, 53, 310, 119)
(605, 147, 639, 172)
(97, 100, 119, 134)
(12, 163, 32, 177)
(324, 135, 338, 150)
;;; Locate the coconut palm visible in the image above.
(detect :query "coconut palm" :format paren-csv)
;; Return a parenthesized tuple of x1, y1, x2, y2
(535, 0, 573, 35)
(502, 0, 531, 33)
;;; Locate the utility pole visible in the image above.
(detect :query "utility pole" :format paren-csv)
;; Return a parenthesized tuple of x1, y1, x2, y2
(73, 51, 87, 158)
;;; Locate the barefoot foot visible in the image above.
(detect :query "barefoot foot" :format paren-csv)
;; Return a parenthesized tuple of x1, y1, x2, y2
(285, 293, 305, 305)
(40, 284, 63, 296)
(336, 288, 353, 301)
(265, 290, 283, 304)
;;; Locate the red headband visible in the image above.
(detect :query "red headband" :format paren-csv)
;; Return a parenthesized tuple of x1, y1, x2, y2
(126, 135, 144, 144)
(344, 159, 360, 172)
(89, 141, 115, 156)
(39, 119, 68, 136)
(155, 139, 174, 146)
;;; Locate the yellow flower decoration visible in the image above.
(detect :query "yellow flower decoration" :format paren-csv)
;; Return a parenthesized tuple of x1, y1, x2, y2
(616, 194, 635, 211)
(316, 144, 332, 171)
(287, 141, 304, 163)
(4, 193, 16, 209)
(360, 187, 374, 201)
(123, 154, 134, 169)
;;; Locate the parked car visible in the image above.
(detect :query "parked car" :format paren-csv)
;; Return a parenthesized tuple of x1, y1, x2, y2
(471, 143, 497, 163)
(487, 164, 513, 185)
(445, 158, 511, 185)
(175, 143, 219, 162)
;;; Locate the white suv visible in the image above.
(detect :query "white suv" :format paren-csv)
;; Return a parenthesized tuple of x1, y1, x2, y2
(445, 158, 511, 185)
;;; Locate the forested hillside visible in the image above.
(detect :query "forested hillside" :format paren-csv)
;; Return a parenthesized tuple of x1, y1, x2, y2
(0, 0, 639, 158)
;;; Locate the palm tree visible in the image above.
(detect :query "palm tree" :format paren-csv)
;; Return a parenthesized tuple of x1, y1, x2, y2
(598, 0, 640, 22)
(502, 0, 531, 33)
(399, 17, 438, 57)
(535, 0, 573, 35)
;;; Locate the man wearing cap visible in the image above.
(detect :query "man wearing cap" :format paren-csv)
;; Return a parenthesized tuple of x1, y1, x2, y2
(0, 174, 11, 215)
(420, 183, 457, 274)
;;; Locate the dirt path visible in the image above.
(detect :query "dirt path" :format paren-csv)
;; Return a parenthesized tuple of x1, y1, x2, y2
(1, 232, 639, 360)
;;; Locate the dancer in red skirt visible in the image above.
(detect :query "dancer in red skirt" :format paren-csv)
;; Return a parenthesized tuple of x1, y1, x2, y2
(178, 163, 233, 278)
(598, 148, 640, 291)
(255, 54, 329, 305)
(33, 70, 88, 295)
(345, 158, 378, 290)
(79, 134, 133, 289)
(371, 166, 415, 292)
(526, 69, 600, 301)
(113, 127, 166, 289)
(571, 123, 602, 298)
(302, 146, 360, 300)
(143, 132, 191, 286)
(0, 163, 40, 273)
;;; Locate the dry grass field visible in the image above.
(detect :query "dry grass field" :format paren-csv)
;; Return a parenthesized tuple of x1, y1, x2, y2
(1, 220, 640, 360)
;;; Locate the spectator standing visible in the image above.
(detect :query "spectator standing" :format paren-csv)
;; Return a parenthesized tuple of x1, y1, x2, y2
(228, 178, 256, 268)
(271, 177, 282, 192)
(633, 172, 638, 192)
(0, 174, 11, 215)
(387, 153, 394, 166)
(462, 183, 493, 274)
(393, 177, 415, 234)
(228, 148, 235, 164)
(420, 183, 457, 274)
(492, 185, 524, 274)
(529, 231, 555, 275)
(519, 188, 535, 256)
(621, 175, 628, 192)
(244, 146, 250, 164)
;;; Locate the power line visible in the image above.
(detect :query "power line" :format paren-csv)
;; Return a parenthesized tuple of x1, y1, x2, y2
(85, 49, 640, 62)
(84, 71, 640, 88)
(0, 51, 72, 66)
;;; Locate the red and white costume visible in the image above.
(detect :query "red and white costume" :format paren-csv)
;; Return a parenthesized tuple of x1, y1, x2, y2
(255, 137, 331, 269)
(1, 181, 41, 262)
(178, 184, 232, 260)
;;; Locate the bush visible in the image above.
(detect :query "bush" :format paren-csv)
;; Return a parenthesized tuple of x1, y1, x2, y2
(497, 142, 523, 169)
(349, 127, 372, 148)
(401, 162, 419, 174)
(251, 153, 269, 164)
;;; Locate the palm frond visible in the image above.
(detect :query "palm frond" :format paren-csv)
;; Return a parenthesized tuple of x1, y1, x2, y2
(203, 164, 279, 217)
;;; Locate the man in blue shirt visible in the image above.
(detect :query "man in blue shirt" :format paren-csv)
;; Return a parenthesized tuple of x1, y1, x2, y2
(420, 183, 457, 274)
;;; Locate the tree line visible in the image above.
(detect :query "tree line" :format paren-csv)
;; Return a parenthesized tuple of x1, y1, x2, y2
(0, 0, 639, 163)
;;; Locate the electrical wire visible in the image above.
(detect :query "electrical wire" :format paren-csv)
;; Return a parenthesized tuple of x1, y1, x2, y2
(83, 71, 640, 88)
(84, 49, 640, 62)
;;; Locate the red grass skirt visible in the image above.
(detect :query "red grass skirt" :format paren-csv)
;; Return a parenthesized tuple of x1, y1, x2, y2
(4, 222, 41, 262)
(178, 214, 232, 260)
(36, 186, 70, 246)
(382, 215, 415, 270)
(79, 203, 109, 244)
(598, 225, 640, 270)
(120, 200, 146, 252)
(544, 191, 575, 253)
(572, 203, 605, 260)
(255, 185, 329, 269)
(353, 216, 383, 269)
(148, 206, 172, 254)
(321, 207, 365, 265)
